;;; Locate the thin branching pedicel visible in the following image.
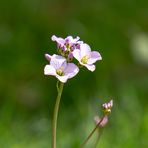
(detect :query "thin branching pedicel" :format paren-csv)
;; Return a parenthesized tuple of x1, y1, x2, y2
(81, 100, 113, 148)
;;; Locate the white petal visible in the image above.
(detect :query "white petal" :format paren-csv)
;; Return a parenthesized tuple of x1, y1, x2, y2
(51, 35, 57, 41)
(84, 64, 96, 72)
(87, 51, 102, 64)
(77, 41, 84, 44)
(56, 75, 69, 83)
(51, 35, 65, 45)
(80, 43, 91, 57)
(50, 54, 67, 69)
(44, 65, 56, 75)
(73, 36, 80, 42)
(73, 49, 81, 61)
(66, 36, 80, 44)
(64, 63, 79, 78)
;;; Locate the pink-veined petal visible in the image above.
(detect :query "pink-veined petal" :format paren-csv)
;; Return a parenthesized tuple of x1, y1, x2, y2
(73, 49, 81, 61)
(44, 65, 56, 75)
(80, 43, 91, 57)
(50, 54, 67, 70)
(87, 51, 102, 64)
(84, 64, 96, 72)
(64, 63, 79, 78)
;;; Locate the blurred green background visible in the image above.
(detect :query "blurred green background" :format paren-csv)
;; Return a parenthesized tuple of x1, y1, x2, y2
(0, 0, 148, 147)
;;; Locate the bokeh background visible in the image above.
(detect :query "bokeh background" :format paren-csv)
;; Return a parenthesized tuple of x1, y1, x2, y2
(0, 0, 148, 147)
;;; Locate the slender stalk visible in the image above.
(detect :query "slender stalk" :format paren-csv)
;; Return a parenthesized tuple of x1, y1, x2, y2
(81, 116, 105, 148)
(52, 82, 64, 148)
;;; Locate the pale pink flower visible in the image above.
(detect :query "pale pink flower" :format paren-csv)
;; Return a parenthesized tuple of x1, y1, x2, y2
(44, 54, 79, 83)
(73, 43, 102, 71)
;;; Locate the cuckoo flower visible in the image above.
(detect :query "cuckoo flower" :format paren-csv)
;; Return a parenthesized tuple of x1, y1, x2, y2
(44, 54, 79, 83)
(51, 35, 83, 51)
(73, 43, 102, 72)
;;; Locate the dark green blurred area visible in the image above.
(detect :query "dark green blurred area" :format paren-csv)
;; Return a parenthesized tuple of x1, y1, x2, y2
(0, 0, 148, 147)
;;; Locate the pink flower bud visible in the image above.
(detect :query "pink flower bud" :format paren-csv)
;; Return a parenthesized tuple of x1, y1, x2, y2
(94, 115, 108, 127)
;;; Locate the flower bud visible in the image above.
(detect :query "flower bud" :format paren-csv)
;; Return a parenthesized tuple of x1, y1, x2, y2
(94, 115, 108, 127)
(45, 54, 51, 62)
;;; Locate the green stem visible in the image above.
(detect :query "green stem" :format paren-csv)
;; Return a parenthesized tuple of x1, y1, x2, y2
(52, 82, 64, 148)
(80, 116, 105, 148)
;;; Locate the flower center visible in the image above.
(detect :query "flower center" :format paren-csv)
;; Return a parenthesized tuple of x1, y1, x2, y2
(56, 69, 64, 76)
(81, 55, 89, 64)
(66, 44, 70, 49)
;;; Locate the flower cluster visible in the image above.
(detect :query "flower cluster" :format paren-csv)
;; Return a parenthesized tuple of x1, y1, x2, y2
(102, 100, 113, 115)
(44, 35, 102, 83)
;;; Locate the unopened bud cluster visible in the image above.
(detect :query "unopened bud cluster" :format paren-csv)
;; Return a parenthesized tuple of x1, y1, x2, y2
(102, 100, 113, 115)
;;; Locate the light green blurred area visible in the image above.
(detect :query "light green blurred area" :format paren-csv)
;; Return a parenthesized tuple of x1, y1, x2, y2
(0, 0, 148, 147)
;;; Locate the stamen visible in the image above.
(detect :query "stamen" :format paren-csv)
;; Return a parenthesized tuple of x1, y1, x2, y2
(56, 69, 64, 76)
(81, 55, 89, 64)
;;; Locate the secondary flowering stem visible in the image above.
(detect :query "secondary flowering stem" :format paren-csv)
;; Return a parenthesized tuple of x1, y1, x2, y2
(52, 82, 64, 148)
(80, 116, 105, 148)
